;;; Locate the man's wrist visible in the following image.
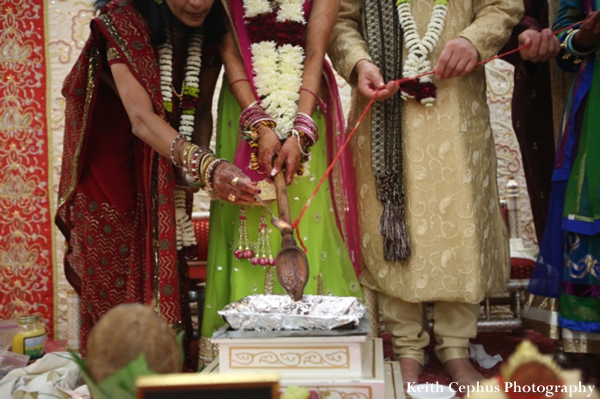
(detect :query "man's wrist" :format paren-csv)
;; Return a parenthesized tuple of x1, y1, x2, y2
(354, 59, 373, 76)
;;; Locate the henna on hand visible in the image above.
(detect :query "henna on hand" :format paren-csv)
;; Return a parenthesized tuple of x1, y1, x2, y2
(257, 125, 282, 175)
(272, 137, 303, 185)
(212, 162, 260, 205)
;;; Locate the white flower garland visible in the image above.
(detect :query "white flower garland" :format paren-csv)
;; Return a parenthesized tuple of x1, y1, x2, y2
(243, 0, 306, 24)
(159, 30, 203, 137)
(251, 42, 304, 138)
(396, 0, 448, 105)
(158, 29, 203, 250)
(244, 0, 306, 139)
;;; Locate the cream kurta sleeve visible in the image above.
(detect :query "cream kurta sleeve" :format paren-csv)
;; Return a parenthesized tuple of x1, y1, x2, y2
(457, 0, 524, 60)
(327, 0, 372, 86)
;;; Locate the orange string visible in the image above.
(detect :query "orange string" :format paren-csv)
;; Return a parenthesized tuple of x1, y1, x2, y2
(291, 17, 589, 253)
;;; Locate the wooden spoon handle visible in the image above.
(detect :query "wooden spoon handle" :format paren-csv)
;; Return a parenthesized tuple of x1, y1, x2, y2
(274, 172, 292, 225)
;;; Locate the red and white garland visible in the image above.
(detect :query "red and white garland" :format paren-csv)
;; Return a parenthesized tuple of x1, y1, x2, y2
(396, 0, 448, 106)
(159, 29, 203, 250)
(244, 0, 307, 138)
(244, 0, 306, 23)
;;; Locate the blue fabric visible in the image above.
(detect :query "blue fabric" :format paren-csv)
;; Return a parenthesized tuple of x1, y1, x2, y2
(527, 0, 600, 337)
(528, 181, 567, 298)
(562, 216, 600, 235)
(559, 317, 600, 334)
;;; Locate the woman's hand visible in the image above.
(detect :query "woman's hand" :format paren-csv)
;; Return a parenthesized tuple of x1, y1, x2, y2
(518, 29, 560, 62)
(574, 10, 600, 50)
(257, 125, 282, 176)
(212, 162, 261, 205)
(271, 136, 304, 185)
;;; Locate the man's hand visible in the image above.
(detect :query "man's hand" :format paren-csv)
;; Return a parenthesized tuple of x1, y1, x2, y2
(518, 29, 560, 62)
(354, 59, 399, 100)
(434, 37, 478, 80)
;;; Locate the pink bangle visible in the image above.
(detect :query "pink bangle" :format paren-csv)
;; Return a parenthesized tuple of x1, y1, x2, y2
(229, 78, 250, 93)
(300, 87, 327, 113)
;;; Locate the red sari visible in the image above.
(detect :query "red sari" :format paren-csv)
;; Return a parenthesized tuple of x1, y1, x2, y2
(56, 0, 191, 363)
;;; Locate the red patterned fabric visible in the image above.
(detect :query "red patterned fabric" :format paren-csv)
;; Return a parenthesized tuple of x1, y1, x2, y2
(510, 257, 536, 279)
(0, 0, 55, 337)
(56, 0, 188, 358)
(192, 217, 210, 262)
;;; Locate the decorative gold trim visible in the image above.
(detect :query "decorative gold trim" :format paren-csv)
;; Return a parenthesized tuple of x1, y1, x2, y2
(57, 48, 99, 210)
(314, 387, 372, 399)
(137, 372, 280, 387)
(98, 14, 140, 77)
(228, 346, 351, 369)
(44, 0, 59, 340)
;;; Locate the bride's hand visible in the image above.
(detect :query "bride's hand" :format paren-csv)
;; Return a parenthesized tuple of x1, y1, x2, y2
(271, 135, 304, 185)
(257, 125, 282, 176)
(211, 162, 261, 204)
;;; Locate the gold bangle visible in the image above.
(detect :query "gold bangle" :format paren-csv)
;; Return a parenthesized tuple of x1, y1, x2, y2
(181, 143, 197, 172)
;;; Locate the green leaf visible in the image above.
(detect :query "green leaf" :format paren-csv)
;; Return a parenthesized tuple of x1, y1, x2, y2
(70, 351, 156, 399)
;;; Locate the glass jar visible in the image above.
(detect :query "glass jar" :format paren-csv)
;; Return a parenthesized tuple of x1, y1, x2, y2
(12, 315, 46, 360)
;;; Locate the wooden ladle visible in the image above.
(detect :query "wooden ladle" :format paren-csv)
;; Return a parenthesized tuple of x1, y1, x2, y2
(273, 172, 309, 301)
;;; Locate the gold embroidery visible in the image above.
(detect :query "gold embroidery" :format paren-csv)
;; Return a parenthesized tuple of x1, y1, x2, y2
(98, 14, 140, 76)
(106, 46, 119, 61)
(58, 48, 99, 210)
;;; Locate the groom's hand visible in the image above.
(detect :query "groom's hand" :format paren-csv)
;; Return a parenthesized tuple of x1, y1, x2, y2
(355, 59, 399, 101)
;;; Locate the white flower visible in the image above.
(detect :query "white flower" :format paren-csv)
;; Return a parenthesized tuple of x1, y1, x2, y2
(277, 0, 306, 24)
(244, 0, 271, 18)
(251, 41, 305, 139)
(159, 29, 202, 249)
(397, 0, 448, 104)
(175, 190, 197, 250)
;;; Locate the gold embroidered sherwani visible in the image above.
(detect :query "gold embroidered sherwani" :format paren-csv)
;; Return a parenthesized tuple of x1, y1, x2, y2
(328, 0, 523, 304)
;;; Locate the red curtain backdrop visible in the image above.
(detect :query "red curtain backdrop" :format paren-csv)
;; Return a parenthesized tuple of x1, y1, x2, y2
(0, 0, 55, 338)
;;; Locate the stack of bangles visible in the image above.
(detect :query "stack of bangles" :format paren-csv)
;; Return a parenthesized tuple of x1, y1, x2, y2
(170, 134, 227, 195)
(239, 102, 276, 170)
(562, 28, 596, 58)
(287, 112, 319, 173)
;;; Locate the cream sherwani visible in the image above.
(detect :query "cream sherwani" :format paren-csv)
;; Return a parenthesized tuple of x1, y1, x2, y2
(328, 0, 522, 363)
(329, 0, 522, 304)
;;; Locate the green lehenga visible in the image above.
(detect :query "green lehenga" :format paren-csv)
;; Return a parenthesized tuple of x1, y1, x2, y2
(199, 85, 363, 365)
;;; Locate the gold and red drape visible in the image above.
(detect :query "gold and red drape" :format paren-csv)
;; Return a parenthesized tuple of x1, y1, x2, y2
(0, 0, 56, 337)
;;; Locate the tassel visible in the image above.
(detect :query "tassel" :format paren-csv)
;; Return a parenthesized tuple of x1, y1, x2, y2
(379, 200, 410, 261)
(317, 271, 324, 295)
(264, 266, 274, 294)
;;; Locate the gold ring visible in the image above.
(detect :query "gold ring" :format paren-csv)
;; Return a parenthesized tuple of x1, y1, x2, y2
(228, 193, 236, 202)
(231, 176, 239, 188)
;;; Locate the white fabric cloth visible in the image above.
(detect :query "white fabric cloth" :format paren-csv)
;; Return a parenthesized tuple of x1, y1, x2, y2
(0, 352, 89, 399)
(469, 343, 503, 369)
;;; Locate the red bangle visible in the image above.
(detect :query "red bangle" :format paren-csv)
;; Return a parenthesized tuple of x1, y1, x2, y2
(300, 87, 327, 112)
(229, 78, 250, 93)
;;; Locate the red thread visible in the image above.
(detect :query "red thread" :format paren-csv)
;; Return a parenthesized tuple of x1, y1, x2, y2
(291, 17, 590, 254)
(229, 78, 250, 93)
(301, 87, 327, 112)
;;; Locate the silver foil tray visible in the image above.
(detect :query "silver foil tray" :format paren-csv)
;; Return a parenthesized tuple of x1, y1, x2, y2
(213, 312, 370, 340)
(216, 294, 367, 333)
